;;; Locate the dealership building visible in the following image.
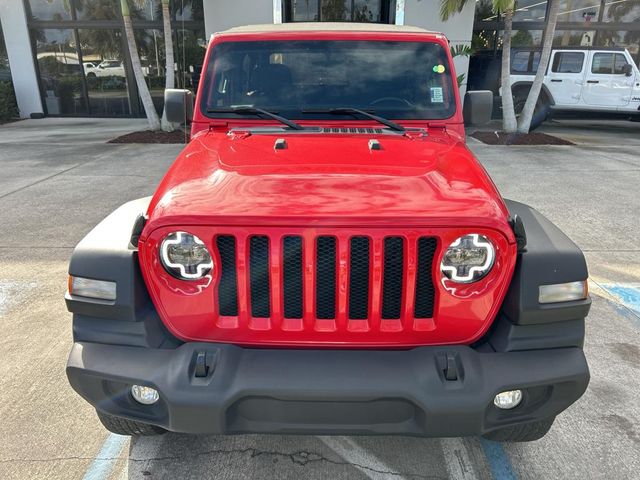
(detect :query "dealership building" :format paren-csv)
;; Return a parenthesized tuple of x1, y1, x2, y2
(0, 0, 638, 119)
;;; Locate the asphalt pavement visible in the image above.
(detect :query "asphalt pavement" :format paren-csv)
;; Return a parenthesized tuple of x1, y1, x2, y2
(0, 117, 638, 479)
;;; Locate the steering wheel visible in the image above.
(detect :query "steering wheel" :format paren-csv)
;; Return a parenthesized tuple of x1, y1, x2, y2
(369, 97, 414, 108)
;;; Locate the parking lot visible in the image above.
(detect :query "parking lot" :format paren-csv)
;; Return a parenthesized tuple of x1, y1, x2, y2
(0, 117, 638, 479)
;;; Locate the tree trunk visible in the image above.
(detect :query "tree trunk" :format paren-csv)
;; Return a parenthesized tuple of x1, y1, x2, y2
(517, 0, 559, 133)
(160, 0, 175, 132)
(500, 8, 517, 133)
(121, 0, 160, 131)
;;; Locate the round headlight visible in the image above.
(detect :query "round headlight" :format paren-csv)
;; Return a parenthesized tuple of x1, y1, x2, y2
(160, 231, 213, 280)
(441, 234, 495, 283)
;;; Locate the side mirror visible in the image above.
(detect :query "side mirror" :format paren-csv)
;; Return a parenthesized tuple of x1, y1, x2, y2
(463, 90, 493, 126)
(622, 63, 633, 77)
(164, 89, 194, 124)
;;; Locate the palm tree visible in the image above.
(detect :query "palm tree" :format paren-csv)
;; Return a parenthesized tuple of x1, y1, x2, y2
(160, 0, 175, 132)
(516, 0, 559, 133)
(120, 0, 160, 130)
(440, 0, 517, 132)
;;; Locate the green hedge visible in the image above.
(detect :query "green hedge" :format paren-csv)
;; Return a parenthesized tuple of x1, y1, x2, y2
(0, 81, 18, 121)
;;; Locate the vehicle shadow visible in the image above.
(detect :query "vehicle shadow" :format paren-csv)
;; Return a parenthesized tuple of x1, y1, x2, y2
(126, 433, 481, 479)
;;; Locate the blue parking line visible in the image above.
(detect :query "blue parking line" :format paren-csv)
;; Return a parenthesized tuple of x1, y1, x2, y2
(82, 433, 128, 480)
(600, 284, 640, 316)
(479, 438, 518, 480)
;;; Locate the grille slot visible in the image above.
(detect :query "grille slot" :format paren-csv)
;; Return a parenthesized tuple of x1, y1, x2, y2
(414, 237, 438, 318)
(283, 236, 303, 319)
(382, 237, 404, 319)
(349, 236, 370, 319)
(249, 236, 270, 318)
(316, 236, 337, 319)
(216, 236, 238, 317)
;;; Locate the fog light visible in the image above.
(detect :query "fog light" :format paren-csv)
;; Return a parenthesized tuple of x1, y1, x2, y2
(131, 385, 159, 405)
(494, 390, 523, 410)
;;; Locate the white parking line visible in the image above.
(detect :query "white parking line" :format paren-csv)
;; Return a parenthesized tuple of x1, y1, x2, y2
(440, 438, 480, 480)
(318, 436, 408, 479)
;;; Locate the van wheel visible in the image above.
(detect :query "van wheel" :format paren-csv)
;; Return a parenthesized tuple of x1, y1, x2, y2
(96, 410, 166, 436)
(514, 91, 550, 131)
(482, 417, 555, 442)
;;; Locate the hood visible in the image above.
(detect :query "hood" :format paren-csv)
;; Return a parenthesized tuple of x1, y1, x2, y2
(144, 129, 512, 235)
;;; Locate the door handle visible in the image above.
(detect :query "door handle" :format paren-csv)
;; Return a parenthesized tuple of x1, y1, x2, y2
(550, 79, 563, 82)
(587, 80, 599, 84)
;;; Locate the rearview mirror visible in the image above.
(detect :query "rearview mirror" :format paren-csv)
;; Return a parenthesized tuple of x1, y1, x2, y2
(165, 89, 194, 124)
(463, 90, 493, 126)
(622, 63, 633, 77)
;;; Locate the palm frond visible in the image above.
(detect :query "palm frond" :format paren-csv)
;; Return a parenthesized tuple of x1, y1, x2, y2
(439, 0, 469, 21)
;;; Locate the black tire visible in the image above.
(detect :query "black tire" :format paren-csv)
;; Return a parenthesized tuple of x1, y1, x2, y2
(96, 410, 166, 436)
(86, 72, 96, 79)
(482, 417, 555, 442)
(513, 90, 550, 132)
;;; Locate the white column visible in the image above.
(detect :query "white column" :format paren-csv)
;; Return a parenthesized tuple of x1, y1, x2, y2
(273, 0, 283, 24)
(0, 0, 43, 118)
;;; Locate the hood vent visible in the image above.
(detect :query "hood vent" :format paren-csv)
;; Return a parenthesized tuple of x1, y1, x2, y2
(322, 127, 385, 134)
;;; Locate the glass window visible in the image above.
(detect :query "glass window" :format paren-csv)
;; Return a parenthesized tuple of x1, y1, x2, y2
(613, 53, 630, 74)
(514, 0, 548, 22)
(602, 0, 640, 22)
(174, 28, 207, 90)
(552, 52, 584, 73)
(202, 40, 457, 120)
(33, 29, 87, 115)
(512, 30, 543, 47)
(0, 22, 11, 83)
(129, 0, 203, 22)
(557, 0, 600, 22)
(321, 0, 352, 21)
(512, 51, 541, 73)
(77, 29, 131, 115)
(28, 0, 72, 21)
(476, 0, 497, 21)
(592, 53, 614, 74)
(291, 0, 320, 21)
(136, 28, 165, 114)
(75, 0, 119, 21)
(354, 0, 382, 22)
(553, 29, 596, 47)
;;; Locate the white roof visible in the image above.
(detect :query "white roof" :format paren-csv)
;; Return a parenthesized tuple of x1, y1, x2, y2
(218, 23, 440, 36)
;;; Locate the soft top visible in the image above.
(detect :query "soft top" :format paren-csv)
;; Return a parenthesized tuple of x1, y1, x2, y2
(216, 22, 439, 36)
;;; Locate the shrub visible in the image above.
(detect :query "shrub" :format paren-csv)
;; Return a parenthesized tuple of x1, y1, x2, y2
(0, 81, 19, 121)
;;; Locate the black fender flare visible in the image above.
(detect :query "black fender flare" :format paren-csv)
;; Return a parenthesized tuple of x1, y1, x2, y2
(511, 81, 556, 106)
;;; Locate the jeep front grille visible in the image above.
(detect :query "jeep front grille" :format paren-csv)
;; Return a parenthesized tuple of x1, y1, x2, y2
(214, 231, 438, 332)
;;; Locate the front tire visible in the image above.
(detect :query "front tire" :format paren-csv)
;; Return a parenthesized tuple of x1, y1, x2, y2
(482, 417, 555, 442)
(514, 91, 550, 131)
(96, 410, 166, 436)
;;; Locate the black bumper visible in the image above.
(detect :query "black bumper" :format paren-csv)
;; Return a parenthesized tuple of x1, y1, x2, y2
(67, 342, 589, 437)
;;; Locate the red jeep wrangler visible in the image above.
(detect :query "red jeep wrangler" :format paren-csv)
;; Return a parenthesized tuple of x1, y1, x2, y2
(66, 24, 590, 442)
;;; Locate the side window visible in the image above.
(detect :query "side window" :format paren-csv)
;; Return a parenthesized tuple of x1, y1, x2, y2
(511, 51, 541, 74)
(591, 53, 614, 74)
(512, 51, 531, 73)
(551, 52, 584, 73)
(613, 54, 630, 75)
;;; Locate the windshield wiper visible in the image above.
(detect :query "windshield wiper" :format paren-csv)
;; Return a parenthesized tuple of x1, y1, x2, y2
(207, 106, 304, 131)
(301, 107, 405, 132)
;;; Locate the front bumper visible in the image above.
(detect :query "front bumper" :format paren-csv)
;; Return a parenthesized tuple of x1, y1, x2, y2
(67, 342, 589, 437)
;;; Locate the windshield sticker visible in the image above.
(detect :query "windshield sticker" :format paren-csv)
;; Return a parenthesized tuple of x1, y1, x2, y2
(433, 65, 446, 74)
(431, 87, 444, 103)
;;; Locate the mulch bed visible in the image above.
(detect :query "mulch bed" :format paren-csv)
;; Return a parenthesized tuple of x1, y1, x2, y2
(108, 129, 189, 144)
(471, 131, 574, 146)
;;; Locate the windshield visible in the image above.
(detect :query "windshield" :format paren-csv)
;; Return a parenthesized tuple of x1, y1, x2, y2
(201, 40, 456, 121)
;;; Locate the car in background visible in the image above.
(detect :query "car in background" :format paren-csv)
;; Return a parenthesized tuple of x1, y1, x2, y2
(89, 60, 126, 78)
(83, 62, 99, 77)
(468, 47, 640, 129)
